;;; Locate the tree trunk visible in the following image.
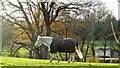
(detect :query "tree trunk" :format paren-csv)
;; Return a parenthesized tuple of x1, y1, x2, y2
(34, 10, 51, 59)
(103, 39, 107, 63)
(29, 49, 33, 58)
(43, 8, 51, 36)
(29, 39, 36, 58)
(81, 38, 85, 52)
(10, 43, 14, 57)
(91, 41, 95, 62)
(84, 44, 89, 62)
(43, 20, 51, 59)
(46, 24, 51, 36)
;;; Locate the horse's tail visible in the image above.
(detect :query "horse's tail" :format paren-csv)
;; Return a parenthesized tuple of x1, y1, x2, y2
(75, 45, 83, 59)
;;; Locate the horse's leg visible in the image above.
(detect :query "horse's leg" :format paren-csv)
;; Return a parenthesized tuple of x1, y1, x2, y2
(50, 53, 54, 63)
(56, 52, 60, 63)
(68, 53, 72, 63)
(71, 53, 75, 63)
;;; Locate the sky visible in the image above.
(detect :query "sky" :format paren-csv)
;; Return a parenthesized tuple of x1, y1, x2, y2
(60, 0, 119, 19)
(101, 0, 118, 19)
(0, 0, 119, 19)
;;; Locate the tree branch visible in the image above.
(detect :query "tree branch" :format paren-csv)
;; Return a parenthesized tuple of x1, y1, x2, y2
(1, 14, 29, 30)
(17, 1, 32, 29)
(30, 0, 42, 10)
(9, 9, 21, 16)
(110, 22, 120, 44)
(9, 2, 20, 9)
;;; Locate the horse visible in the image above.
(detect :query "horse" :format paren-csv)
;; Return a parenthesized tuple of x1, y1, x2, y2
(34, 36, 83, 63)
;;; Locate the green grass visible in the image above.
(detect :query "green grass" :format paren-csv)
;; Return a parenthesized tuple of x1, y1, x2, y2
(94, 40, 118, 50)
(0, 57, 119, 68)
(1, 40, 119, 68)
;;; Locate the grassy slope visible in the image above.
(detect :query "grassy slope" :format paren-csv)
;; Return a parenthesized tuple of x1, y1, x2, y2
(0, 57, 119, 68)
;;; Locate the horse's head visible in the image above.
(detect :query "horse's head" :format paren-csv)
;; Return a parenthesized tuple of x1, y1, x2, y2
(34, 36, 53, 49)
(34, 36, 43, 48)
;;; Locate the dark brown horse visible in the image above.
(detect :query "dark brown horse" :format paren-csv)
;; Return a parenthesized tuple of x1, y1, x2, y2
(35, 36, 83, 63)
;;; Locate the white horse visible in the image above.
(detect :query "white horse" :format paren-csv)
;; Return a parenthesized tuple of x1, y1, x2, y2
(34, 36, 83, 63)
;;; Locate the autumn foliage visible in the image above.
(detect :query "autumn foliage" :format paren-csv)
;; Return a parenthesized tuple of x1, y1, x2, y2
(13, 20, 77, 43)
(51, 21, 77, 38)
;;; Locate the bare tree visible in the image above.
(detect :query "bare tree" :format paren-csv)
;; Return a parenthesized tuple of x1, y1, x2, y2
(1, 0, 100, 59)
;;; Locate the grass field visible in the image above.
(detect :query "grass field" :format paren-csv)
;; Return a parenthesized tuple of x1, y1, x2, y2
(1, 40, 119, 68)
(0, 57, 119, 68)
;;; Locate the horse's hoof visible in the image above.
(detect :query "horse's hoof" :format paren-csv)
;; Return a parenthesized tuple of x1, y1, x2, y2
(50, 60, 52, 63)
(72, 61, 75, 63)
(68, 61, 70, 63)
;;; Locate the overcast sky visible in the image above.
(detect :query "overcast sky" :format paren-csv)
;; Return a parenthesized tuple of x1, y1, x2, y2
(60, 0, 119, 19)
(101, 0, 118, 19)
(0, 0, 119, 19)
